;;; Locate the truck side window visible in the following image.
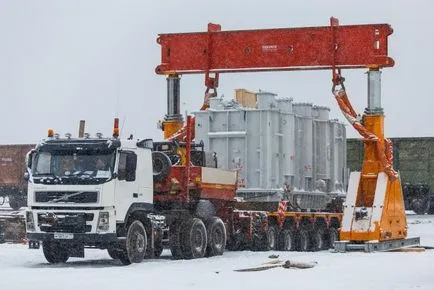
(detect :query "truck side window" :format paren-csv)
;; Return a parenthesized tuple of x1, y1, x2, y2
(34, 152, 51, 175)
(118, 151, 137, 182)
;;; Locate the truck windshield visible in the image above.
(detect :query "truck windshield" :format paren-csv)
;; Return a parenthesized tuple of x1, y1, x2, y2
(32, 151, 115, 181)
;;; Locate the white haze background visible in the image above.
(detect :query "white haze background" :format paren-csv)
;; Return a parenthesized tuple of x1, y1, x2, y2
(0, 0, 433, 143)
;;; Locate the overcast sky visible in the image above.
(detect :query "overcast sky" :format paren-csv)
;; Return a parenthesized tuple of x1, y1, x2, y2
(1, 0, 433, 144)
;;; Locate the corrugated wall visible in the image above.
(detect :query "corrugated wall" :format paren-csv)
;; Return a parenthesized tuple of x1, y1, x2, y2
(347, 137, 434, 190)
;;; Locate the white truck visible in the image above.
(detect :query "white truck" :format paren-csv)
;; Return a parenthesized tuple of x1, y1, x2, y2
(25, 123, 240, 265)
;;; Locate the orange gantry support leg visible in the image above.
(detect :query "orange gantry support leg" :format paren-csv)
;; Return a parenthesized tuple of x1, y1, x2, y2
(335, 69, 419, 252)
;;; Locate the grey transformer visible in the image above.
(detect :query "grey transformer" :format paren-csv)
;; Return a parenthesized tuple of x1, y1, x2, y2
(193, 91, 347, 211)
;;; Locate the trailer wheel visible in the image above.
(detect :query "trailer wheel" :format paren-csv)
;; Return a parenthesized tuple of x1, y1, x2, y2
(252, 233, 269, 251)
(226, 232, 242, 251)
(267, 224, 279, 250)
(298, 229, 311, 252)
(180, 218, 207, 259)
(124, 220, 147, 264)
(311, 227, 326, 251)
(152, 151, 172, 182)
(327, 227, 340, 249)
(205, 217, 226, 257)
(278, 228, 297, 251)
(42, 241, 69, 264)
(169, 222, 184, 260)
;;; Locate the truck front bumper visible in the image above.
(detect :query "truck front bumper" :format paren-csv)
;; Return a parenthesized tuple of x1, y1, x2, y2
(27, 232, 118, 249)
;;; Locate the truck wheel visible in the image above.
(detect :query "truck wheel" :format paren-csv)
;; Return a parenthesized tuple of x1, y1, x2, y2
(125, 220, 147, 264)
(327, 227, 340, 249)
(152, 152, 172, 182)
(205, 217, 226, 257)
(42, 242, 69, 263)
(298, 229, 311, 252)
(278, 228, 297, 251)
(180, 218, 207, 259)
(311, 227, 326, 251)
(410, 198, 430, 215)
(117, 252, 130, 265)
(169, 222, 184, 260)
(267, 224, 279, 250)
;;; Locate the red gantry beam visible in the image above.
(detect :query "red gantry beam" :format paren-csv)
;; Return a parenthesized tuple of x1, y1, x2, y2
(156, 18, 394, 75)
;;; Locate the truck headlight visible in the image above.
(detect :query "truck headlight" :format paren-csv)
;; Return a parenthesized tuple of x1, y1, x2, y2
(26, 211, 35, 231)
(97, 211, 110, 232)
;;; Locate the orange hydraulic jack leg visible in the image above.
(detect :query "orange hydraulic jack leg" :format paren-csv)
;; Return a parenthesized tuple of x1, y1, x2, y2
(162, 74, 184, 139)
(334, 69, 420, 252)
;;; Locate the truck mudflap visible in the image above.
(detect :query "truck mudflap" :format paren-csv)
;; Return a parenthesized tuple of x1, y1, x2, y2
(27, 232, 118, 248)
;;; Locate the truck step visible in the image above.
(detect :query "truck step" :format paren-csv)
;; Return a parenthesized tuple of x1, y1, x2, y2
(333, 237, 420, 252)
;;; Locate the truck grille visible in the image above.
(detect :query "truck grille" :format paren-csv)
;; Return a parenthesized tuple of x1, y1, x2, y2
(35, 191, 98, 203)
(37, 212, 94, 233)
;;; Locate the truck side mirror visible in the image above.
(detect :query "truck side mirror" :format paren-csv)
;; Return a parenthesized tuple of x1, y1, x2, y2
(25, 149, 35, 169)
(23, 171, 30, 181)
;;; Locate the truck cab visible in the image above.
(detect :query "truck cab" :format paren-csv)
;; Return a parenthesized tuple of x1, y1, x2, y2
(26, 134, 157, 264)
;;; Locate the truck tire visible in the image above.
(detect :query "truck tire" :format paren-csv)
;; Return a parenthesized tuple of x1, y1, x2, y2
(42, 241, 69, 263)
(226, 232, 242, 251)
(278, 228, 297, 251)
(252, 233, 269, 251)
(152, 152, 172, 182)
(124, 220, 147, 264)
(180, 218, 207, 259)
(327, 227, 340, 249)
(205, 217, 226, 257)
(267, 224, 279, 250)
(169, 222, 184, 260)
(298, 229, 311, 252)
(410, 197, 430, 215)
(311, 227, 326, 251)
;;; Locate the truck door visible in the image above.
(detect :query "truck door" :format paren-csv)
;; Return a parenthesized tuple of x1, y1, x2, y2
(114, 150, 153, 221)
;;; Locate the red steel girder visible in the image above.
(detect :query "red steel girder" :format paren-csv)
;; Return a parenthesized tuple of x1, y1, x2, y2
(156, 19, 394, 75)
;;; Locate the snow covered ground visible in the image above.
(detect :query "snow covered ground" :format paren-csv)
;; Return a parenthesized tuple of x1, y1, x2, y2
(0, 214, 433, 290)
